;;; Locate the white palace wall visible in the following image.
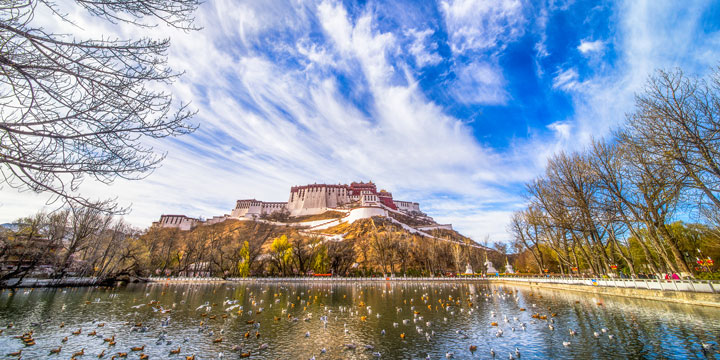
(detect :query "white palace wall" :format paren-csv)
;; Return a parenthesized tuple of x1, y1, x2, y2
(345, 206, 388, 223)
(231, 199, 288, 219)
(287, 185, 351, 216)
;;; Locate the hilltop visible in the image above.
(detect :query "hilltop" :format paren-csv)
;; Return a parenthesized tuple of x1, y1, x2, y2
(142, 180, 509, 277)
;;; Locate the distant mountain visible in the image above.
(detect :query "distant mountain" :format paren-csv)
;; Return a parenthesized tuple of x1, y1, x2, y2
(0, 223, 19, 231)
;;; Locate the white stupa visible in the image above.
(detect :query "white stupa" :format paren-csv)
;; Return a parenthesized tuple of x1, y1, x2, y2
(484, 254, 498, 274)
(505, 259, 515, 274)
(465, 263, 473, 274)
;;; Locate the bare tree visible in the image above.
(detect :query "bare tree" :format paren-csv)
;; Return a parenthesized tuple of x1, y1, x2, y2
(0, 1, 199, 212)
(56, 205, 111, 277)
(395, 234, 411, 276)
(509, 209, 546, 273)
(451, 243, 465, 273)
(0, 213, 48, 283)
(368, 220, 395, 276)
(327, 239, 355, 276)
(492, 242, 508, 255)
(291, 236, 313, 275)
(628, 68, 720, 213)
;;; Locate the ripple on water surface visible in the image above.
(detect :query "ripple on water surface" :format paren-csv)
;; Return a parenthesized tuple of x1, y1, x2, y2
(0, 281, 719, 359)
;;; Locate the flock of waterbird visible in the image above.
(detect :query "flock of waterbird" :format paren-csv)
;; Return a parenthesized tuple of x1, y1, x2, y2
(1, 282, 718, 359)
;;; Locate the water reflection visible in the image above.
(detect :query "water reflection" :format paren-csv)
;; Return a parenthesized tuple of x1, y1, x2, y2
(0, 281, 718, 359)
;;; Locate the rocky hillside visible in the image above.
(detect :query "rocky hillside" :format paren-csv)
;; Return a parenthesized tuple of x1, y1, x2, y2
(140, 214, 499, 277)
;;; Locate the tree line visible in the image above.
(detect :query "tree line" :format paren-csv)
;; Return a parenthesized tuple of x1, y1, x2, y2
(0, 206, 142, 284)
(1, 213, 508, 283)
(510, 68, 720, 279)
(140, 217, 507, 278)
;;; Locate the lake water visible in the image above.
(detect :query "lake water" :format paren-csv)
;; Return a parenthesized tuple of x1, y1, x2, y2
(1, 281, 718, 359)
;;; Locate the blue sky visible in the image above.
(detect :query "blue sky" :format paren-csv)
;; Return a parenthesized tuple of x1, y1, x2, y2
(2, 0, 720, 243)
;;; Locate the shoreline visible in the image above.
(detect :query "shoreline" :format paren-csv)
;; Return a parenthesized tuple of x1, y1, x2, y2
(0, 277, 102, 289)
(492, 279, 720, 308)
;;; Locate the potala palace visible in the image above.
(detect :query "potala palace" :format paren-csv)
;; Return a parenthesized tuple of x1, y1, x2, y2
(154, 181, 453, 233)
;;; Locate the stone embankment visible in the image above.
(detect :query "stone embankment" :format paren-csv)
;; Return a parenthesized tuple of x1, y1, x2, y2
(490, 277, 720, 308)
(1, 277, 101, 288)
(1, 274, 152, 288)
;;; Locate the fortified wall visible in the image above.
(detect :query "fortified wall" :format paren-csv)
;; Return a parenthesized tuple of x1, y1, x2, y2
(287, 184, 351, 216)
(230, 200, 287, 218)
(156, 181, 426, 229)
(229, 181, 421, 218)
(154, 215, 201, 231)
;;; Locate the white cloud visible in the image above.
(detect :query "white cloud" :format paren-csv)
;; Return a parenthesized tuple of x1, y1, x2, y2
(406, 28, 443, 67)
(297, 40, 336, 68)
(559, 0, 720, 148)
(440, 0, 526, 54)
(4, 0, 718, 247)
(453, 61, 508, 105)
(0, 0, 533, 243)
(577, 39, 605, 54)
(428, 200, 517, 244)
(552, 68, 580, 91)
(534, 7, 550, 59)
(547, 121, 572, 140)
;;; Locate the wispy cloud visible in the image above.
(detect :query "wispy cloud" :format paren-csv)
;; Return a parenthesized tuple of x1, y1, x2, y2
(2, 0, 718, 245)
(453, 61, 509, 105)
(552, 68, 581, 91)
(406, 28, 443, 67)
(577, 39, 605, 54)
(440, 0, 525, 54)
(561, 0, 720, 147)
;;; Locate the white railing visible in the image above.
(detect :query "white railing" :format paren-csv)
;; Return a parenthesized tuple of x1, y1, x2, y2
(146, 275, 719, 294)
(485, 276, 719, 294)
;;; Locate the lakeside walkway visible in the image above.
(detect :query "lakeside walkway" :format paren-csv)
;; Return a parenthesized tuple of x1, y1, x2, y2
(145, 275, 719, 294)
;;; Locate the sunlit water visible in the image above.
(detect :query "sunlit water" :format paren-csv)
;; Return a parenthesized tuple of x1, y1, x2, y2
(1, 281, 719, 359)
